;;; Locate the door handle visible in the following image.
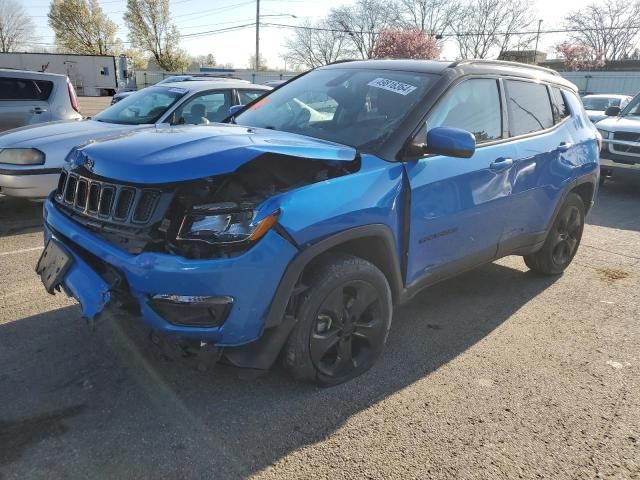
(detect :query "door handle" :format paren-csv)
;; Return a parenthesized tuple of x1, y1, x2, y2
(489, 157, 513, 171)
(31, 107, 47, 114)
(558, 142, 573, 152)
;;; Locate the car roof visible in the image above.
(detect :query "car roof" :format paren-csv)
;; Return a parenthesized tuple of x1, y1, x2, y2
(158, 80, 270, 91)
(0, 68, 67, 80)
(319, 58, 577, 91)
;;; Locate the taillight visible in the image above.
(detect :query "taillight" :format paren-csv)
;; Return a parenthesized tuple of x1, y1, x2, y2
(67, 79, 80, 114)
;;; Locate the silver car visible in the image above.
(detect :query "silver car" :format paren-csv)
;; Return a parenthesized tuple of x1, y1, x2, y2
(0, 80, 269, 199)
(0, 69, 82, 132)
(582, 94, 633, 123)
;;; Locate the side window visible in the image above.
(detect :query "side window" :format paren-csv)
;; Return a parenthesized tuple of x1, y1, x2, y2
(550, 87, 570, 124)
(238, 89, 267, 104)
(505, 80, 554, 136)
(0, 77, 54, 101)
(171, 90, 233, 125)
(428, 79, 502, 144)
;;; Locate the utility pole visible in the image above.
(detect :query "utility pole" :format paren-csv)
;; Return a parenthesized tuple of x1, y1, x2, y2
(255, 0, 260, 71)
(534, 19, 543, 64)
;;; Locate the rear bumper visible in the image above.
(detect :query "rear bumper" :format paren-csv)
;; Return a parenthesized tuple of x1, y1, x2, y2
(43, 199, 298, 346)
(0, 168, 60, 198)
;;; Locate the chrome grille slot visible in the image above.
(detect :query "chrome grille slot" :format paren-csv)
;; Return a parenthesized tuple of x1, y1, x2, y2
(76, 179, 88, 209)
(98, 186, 115, 217)
(114, 188, 135, 221)
(57, 171, 67, 196)
(133, 191, 160, 224)
(64, 175, 77, 203)
(87, 183, 100, 213)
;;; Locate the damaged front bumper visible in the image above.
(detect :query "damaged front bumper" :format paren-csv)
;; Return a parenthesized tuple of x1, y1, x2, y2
(42, 198, 298, 346)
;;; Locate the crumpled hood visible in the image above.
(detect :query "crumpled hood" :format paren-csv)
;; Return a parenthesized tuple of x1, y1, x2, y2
(0, 119, 149, 148)
(72, 124, 358, 184)
(595, 116, 640, 131)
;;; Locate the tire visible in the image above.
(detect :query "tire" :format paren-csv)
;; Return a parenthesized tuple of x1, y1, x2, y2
(283, 253, 392, 386)
(524, 193, 585, 275)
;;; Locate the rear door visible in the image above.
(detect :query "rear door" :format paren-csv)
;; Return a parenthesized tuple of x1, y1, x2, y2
(404, 77, 517, 287)
(0, 76, 53, 131)
(497, 80, 568, 254)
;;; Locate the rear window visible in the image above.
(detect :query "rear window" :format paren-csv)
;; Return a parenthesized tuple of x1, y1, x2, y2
(0, 77, 54, 101)
(550, 87, 570, 124)
(505, 80, 554, 137)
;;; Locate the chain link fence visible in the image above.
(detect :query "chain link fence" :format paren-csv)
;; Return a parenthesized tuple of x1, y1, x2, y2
(135, 70, 299, 89)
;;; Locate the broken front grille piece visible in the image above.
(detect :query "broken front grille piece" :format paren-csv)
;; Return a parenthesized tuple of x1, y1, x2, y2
(56, 170, 162, 225)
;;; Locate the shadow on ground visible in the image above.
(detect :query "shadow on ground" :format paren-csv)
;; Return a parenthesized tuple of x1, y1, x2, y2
(0, 262, 557, 478)
(0, 196, 43, 238)
(588, 168, 640, 232)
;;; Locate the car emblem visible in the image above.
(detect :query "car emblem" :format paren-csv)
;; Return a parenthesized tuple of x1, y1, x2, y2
(83, 155, 95, 171)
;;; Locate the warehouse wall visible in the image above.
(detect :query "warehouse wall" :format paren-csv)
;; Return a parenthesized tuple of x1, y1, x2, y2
(560, 71, 640, 96)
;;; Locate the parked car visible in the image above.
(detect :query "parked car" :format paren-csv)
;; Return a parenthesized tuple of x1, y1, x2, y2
(111, 75, 249, 104)
(37, 60, 599, 385)
(0, 80, 269, 198)
(582, 94, 632, 123)
(0, 69, 81, 132)
(595, 91, 640, 181)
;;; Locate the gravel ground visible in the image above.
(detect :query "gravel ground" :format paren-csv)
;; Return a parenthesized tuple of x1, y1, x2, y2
(0, 171, 638, 479)
(78, 96, 112, 117)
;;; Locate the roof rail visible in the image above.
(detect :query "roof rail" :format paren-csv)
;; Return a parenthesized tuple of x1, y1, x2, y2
(451, 59, 560, 76)
(327, 59, 359, 65)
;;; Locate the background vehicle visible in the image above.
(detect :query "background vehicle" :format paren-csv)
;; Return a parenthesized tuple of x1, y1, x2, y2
(582, 94, 632, 123)
(0, 80, 269, 198)
(0, 69, 81, 132)
(596, 92, 640, 181)
(39, 60, 599, 386)
(111, 74, 248, 104)
(0, 52, 135, 96)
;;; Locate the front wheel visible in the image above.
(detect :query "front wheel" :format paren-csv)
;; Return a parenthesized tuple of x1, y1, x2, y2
(283, 254, 392, 386)
(524, 192, 585, 275)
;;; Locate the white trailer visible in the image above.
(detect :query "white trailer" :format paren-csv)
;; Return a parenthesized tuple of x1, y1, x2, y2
(0, 52, 136, 96)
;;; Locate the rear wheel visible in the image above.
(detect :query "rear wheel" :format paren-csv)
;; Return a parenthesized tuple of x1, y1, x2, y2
(283, 254, 392, 386)
(524, 193, 585, 275)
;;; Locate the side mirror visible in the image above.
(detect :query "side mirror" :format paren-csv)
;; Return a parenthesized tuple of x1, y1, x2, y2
(228, 104, 245, 116)
(605, 106, 621, 117)
(425, 127, 476, 158)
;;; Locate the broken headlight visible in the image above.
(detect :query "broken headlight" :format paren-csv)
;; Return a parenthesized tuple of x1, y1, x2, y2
(177, 202, 279, 246)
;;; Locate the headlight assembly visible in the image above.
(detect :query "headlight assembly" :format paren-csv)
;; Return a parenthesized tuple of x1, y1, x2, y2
(177, 202, 279, 247)
(0, 148, 45, 165)
(597, 128, 611, 140)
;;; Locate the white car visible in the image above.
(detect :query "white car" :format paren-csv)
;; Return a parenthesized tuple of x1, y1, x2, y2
(582, 94, 632, 123)
(0, 69, 82, 132)
(0, 80, 269, 199)
(595, 92, 640, 181)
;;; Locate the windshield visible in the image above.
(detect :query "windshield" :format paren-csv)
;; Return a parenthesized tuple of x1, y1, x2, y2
(620, 94, 640, 117)
(234, 68, 437, 149)
(94, 86, 187, 125)
(582, 96, 621, 111)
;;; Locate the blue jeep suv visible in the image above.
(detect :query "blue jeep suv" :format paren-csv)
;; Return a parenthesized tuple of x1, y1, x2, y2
(37, 60, 599, 385)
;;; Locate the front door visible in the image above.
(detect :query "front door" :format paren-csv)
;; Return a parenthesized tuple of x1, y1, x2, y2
(404, 78, 517, 287)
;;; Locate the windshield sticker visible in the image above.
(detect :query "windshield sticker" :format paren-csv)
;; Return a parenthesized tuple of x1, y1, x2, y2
(168, 87, 188, 94)
(249, 97, 270, 110)
(368, 78, 417, 96)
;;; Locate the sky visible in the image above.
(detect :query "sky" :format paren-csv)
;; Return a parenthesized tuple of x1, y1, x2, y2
(21, 0, 587, 70)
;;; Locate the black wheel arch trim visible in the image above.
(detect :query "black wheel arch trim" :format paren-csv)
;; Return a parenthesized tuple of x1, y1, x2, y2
(222, 224, 405, 370)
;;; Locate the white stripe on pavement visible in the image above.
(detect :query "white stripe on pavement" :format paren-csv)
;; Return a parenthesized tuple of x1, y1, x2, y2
(0, 246, 44, 257)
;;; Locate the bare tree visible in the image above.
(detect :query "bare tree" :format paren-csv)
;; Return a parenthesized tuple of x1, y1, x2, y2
(451, 0, 533, 59)
(284, 19, 354, 68)
(124, 0, 188, 71)
(0, 0, 35, 52)
(564, 0, 640, 61)
(48, 0, 119, 55)
(397, 0, 459, 39)
(329, 0, 398, 59)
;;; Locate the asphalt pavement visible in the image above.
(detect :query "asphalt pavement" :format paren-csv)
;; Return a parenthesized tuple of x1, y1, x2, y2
(0, 171, 639, 479)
